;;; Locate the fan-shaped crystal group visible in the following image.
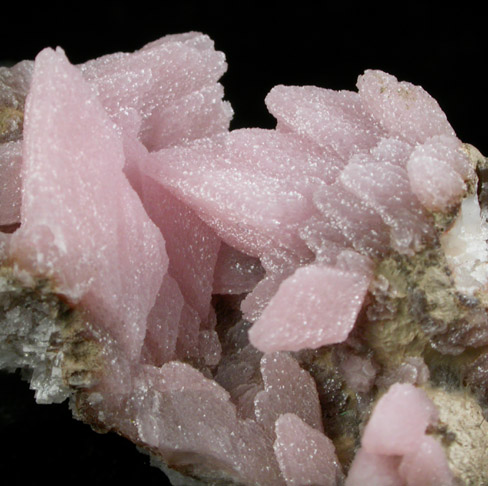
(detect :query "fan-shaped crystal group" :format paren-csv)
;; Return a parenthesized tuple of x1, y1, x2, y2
(0, 32, 483, 485)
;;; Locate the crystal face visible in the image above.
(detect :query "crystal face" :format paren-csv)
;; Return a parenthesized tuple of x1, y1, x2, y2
(1, 32, 488, 486)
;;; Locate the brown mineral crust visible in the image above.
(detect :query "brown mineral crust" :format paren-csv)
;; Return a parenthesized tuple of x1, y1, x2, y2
(293, 346, 373, 469)
(0, 264, 105, 396)
(360, 244, 488, 370)
(358, 145, 488, 381)
(0, 61, 32, 143)
(290, 153, 488, 477)
(425, 387, 488, 486)
(0, 106, 23, 142)
(59, 318, 104, 388)
(462, 351, 488, 415)
(466, 143, 488, 209)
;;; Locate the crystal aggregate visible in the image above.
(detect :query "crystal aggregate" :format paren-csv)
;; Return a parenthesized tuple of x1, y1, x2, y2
(1, 32, 488, 485)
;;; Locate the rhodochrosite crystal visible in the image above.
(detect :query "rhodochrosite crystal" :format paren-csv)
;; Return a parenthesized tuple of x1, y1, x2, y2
(1, 32, 488, 485)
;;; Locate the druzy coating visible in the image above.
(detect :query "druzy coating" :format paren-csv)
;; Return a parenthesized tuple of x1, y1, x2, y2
(1, 32, 486, 486)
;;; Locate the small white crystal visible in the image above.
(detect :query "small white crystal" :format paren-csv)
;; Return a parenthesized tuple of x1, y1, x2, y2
(441, 194, 488, 296)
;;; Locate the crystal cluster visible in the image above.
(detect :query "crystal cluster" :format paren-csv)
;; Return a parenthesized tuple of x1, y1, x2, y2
(1, 33, 488, 485)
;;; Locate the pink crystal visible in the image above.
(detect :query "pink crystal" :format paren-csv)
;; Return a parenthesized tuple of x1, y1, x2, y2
(265, 85, 385, 160)
(134, 361, 284, 486)
(81, 32, 232, 151)
(346, 450, 403, 486)
(398, 436, 455, 486)
(142, 273, 183, 365)
(249, 263, 371, 352)
(144, 129, 319, 259)
(362, 383, 439, 455)
(274, 413, 343, 486)
(407, 135, 473, 211)
(253, 352, 323, 434)
(357, 69, 456, 144)
(1, 33, 482, 486)
(212, 242, 265, 294)
(340, 146, 433, 254)
(339, 353, 377, 393)
(9, 47, 166, 360)
(350, 383, 455, 486)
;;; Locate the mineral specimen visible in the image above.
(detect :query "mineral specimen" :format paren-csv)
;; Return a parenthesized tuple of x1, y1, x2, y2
(1, 32, 488, 485)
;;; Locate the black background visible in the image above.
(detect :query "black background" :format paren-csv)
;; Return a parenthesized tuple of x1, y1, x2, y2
(1, 2, 486, 485)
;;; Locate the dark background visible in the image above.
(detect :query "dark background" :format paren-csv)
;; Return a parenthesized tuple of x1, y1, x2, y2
(1, 2, 486, 484)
